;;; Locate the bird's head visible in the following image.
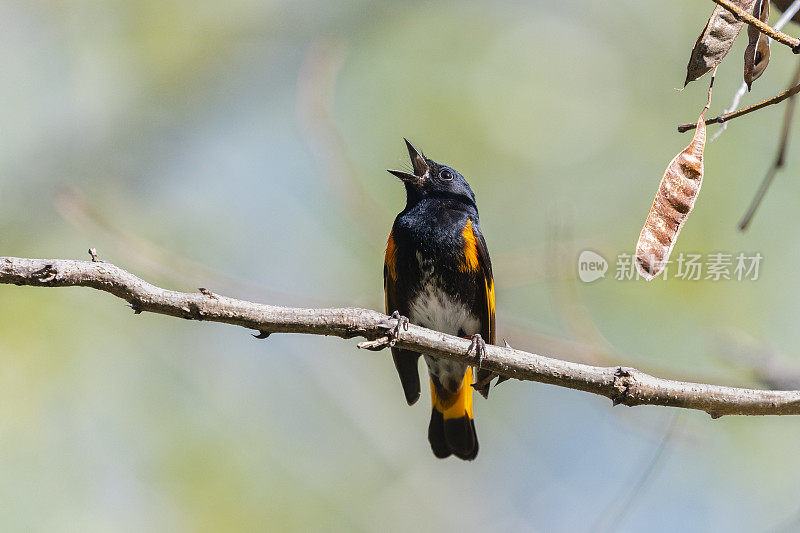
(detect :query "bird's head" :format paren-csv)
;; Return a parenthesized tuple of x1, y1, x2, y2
(388, 139, 476, 207)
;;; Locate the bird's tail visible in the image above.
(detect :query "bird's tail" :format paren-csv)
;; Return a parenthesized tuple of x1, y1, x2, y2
(428, 367, 478, 460)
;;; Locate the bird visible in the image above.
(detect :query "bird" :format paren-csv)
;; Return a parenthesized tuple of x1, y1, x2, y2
(383, 139, 496, 460)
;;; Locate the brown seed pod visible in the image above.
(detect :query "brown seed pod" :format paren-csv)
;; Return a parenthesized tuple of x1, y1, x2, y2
(685, 0, 757, 86)
(635, 109, 708, 280)
(744, 0, 771, 90)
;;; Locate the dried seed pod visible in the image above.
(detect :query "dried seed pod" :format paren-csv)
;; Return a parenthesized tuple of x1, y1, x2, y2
(685, 0, 757, 86)
(744, 0, 771, 90)
(635, 109, 708, 280)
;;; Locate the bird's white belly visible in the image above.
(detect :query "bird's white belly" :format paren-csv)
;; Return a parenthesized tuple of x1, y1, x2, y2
(409, 281, 480, 336)
(408, 278, 480, 392)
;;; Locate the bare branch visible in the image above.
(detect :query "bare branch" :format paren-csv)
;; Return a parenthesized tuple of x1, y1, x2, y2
(739, 58, 800, 230)
(677, 80, 800, 133)
(3, 256, 800, 418)
(711, 0, 800, 52)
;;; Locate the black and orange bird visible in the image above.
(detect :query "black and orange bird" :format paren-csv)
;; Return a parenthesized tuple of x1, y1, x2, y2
(383, 139, 495, 460)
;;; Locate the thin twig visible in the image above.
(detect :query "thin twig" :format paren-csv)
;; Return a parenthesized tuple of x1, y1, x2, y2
(6, 256, 800, 417)
(711, 83, 749, 142)
(739, 59, 800, 231)
(712, 0, 800, 52)
(678, 80, 800, 133)
(706, 68, 716, 111)
(769, 0, 800, 43)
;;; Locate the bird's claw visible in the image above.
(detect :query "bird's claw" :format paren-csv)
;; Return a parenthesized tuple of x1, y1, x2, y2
(467, 333, 487, 369)
(472, 338, 512, 396)
(377, 310, 409, 347)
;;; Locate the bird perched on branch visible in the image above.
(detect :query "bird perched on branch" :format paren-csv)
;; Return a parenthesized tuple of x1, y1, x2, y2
(383, 139, 496, 460)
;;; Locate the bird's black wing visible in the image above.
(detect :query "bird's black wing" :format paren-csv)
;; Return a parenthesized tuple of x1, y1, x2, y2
(385, 233, 421, 405)
(470, 224, 496, 398)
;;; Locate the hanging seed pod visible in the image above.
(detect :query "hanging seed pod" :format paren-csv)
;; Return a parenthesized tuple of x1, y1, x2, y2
(685, 0, 757, 85)
(635, 109, 709, 280)
(744, 0, 771, 90)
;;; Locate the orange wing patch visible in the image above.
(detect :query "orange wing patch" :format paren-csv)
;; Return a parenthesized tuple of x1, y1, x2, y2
(485, 276, 495, 341)
(459, 220, 480, 273)
(385, 232, 398, 280)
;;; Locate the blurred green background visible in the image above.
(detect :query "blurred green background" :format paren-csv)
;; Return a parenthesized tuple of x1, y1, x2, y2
(3, 0, 800, 530)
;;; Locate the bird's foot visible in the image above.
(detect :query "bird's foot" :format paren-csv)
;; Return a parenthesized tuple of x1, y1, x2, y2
(467, 333, 487, 368)
(359, 311, 409, 350)
(472, 339, 512, 396)
(377, 310, 409, 347)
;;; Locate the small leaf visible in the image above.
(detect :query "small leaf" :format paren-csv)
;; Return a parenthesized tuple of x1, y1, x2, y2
(635, 108, 708, 280)
(685, 0, 758, 86)
(744, 0, 771, 90)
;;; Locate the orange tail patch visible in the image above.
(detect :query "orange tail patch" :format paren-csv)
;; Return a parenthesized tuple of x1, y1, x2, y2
(428, 368, 478, 460)
(431, 367, 474, 419)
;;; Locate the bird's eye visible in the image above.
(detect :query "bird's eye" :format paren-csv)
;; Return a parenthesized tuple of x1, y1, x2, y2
(440, 169, 453, 181)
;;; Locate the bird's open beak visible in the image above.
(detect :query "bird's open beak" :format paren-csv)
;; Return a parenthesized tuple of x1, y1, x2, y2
(387, 169, 418, 183)
(387, 138, 428, 184)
